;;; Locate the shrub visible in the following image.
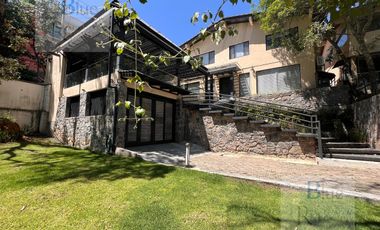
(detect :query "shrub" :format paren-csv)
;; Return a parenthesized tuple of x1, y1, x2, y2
(348, 128, 368, 143)
(0, 118, 21, 143)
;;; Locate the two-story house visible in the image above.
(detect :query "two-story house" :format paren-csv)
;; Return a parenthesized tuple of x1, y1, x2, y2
(181, 14, 316, 97)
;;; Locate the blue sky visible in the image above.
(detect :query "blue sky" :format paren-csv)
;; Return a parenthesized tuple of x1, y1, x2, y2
(65, 0, 256, 45)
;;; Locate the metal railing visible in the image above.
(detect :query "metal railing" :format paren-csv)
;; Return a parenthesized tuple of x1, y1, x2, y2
(182, 92, 323, 158)
(354, 71, 380, 94)
(64, 57, 110, 88)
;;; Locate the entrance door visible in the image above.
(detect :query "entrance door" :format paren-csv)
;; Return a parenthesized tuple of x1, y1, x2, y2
(219, 76, 234, 96)
(125, 91, 175, 147)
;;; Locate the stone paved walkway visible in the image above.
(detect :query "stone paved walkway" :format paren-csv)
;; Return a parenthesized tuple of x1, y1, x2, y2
(191, 152, 380, 200)
(125, 143, 380, 201)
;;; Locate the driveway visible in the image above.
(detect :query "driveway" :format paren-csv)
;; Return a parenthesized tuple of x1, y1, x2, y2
(126, 143, 380, 201)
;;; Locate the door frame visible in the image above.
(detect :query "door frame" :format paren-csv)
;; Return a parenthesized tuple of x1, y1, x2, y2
(125, 90, 176, 147)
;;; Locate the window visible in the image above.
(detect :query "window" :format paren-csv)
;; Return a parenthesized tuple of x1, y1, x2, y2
(229, 41, 249, 59)
(184, 82, 200, 94)
(66, 96, 80, 117)
(266, 27, 298, 50)
(198, 51, 215, 65)
(239, 73, 251, 97)
(87, 89, 107, 116)
(257, 65, 301, 95)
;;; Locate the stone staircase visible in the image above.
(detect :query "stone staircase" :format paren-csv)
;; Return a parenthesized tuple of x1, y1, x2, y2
(185, 93, 380, 162)
(323, 139, 380, 162)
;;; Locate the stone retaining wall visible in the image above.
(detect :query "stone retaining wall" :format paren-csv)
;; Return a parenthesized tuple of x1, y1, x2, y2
(352, 95, 380, 149)
(183, 109, 317, 159)
(54, 89, 114, 153)
(246, 85, 351, 111)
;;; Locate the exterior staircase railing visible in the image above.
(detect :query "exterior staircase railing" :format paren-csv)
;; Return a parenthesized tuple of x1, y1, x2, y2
(182, 92, 323, 158)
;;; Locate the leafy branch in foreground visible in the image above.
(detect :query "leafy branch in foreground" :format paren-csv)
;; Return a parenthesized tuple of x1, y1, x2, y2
(102, 0, 203, 127)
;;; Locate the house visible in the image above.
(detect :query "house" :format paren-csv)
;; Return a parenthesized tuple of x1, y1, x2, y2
(44, 3, 380, 161)
(180, 14, 317, 97)
(46, 7, 208, 152)
(320, 11, 380, 94)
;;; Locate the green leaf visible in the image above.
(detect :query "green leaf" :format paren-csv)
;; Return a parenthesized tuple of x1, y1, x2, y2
(202, 13, 208, 23)
(191, 12, 200, 24)
(116, 48, 124, 55)
(218, 10, 224, 18)
(135, 107, 146, 117)
(130, 9, 139, 20)
(115, 101, 122, 107)
(183, 55, 191, 63)
(104, 0, 111, 10)
(125, 101, 131, 110)
(139, 0, 148, 4)
(114, 8, 123, 19)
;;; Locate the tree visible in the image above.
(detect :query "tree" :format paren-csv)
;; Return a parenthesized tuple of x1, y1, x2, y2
(258, 0, 380, 94)
(0, 0, 62, 83)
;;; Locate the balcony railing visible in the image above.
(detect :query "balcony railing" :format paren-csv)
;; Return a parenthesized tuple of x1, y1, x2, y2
(64, 57, 110, 88)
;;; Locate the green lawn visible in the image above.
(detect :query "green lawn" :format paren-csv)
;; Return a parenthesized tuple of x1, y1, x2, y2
(0, 141, 379, 229)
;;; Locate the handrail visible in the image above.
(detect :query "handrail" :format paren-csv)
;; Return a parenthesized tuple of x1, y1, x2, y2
(182, 92, 324, 158)
(66, 57, 109, 78)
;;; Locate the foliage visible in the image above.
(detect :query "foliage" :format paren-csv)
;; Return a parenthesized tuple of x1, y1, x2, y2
(0, 0, 62, 83)
(258, 0, 380, 93)
(0, 116, 21, 143)
(0, 140, 379, 229)
(348, 128, 368, 143)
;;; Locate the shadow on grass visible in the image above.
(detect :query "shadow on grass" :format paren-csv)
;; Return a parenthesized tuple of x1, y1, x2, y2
(0, 141, 175, 189)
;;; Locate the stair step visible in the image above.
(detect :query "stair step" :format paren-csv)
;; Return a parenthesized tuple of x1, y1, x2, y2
(209, 110, 222, 114)
(321, 137, 336, 142)
(249, 120, 267, 124)
(329, 154, 380, 162)
(325, 142, 370, 148)
(296, 133, 317, 138)
(328, 148, 380, 155)
(261, 124, 280, 128)
(199, 107, 211, 111)
(232, 116, 249, 120)
(223, 113, 235, 117)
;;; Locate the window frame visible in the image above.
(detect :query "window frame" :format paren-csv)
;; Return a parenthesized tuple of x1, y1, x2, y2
(256, 64, 301, 95)
(87, 89, 107, 116)
(239, 73, 251, 97)
(66, 96, 80, 118)
(184, 82, 201, 94)
(265, 27, 299, 50)
(229, 41, 250, 59)
(197, 51, 215, 65)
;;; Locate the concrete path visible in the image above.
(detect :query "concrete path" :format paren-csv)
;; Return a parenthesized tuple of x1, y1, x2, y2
(125, 143, 380, 201)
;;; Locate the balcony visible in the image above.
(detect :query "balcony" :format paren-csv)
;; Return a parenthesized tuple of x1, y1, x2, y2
(64, 58, 110, 88)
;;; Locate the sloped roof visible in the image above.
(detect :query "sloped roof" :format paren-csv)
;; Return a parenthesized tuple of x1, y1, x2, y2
(180, 13, 256, 48)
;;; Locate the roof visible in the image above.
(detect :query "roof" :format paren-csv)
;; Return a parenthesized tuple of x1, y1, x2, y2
(180, 13, 256, 48)
(54, 8, 209, 78)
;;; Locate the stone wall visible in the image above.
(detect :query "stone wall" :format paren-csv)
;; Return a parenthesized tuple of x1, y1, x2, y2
(352, 95, 380, 149)
(246, 85, 351, 111)
(54, 89, 114, 153)
(183, 109, 317, 159)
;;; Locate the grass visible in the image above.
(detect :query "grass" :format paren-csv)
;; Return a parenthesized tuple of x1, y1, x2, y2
(0, 140, 379, 229)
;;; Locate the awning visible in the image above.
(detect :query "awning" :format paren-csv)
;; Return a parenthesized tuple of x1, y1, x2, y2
(209, 63, 240, 75)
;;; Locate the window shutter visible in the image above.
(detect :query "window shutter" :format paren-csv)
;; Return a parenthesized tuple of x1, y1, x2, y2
(257, 65, 301, 95)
